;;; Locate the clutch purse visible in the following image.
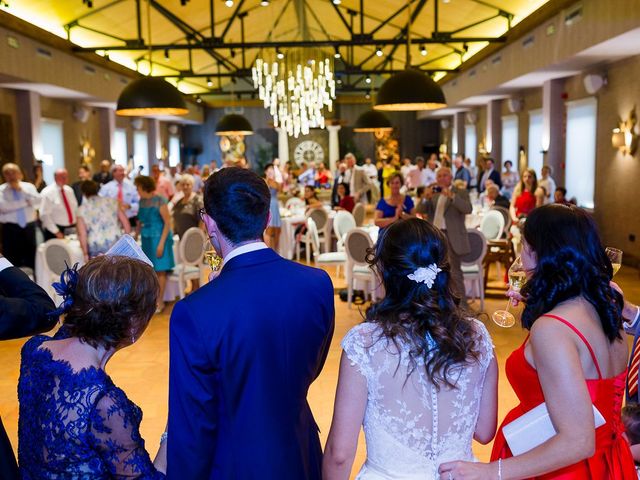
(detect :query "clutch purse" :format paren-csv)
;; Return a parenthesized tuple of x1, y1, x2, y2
(503, 402, 606, 456)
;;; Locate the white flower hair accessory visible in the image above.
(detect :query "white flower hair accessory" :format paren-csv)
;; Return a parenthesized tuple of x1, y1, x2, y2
(407, 264, 442, 288)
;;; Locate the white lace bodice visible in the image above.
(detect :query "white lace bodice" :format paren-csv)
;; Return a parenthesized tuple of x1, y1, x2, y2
(342, 319, 494, 479)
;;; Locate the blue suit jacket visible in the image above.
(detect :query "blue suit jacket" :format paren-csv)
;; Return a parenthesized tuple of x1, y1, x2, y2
(167, 248, 335, 479)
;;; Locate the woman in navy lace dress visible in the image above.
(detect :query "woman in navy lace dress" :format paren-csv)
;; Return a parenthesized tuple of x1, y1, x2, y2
(17, 256, 166, 479)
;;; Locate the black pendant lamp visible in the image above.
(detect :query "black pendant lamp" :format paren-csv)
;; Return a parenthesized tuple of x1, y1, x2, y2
(374, 69, 446, 111)
(116, 77, 189, 117)
(215, 113, 254, 136)
(353, 109, 393, 133)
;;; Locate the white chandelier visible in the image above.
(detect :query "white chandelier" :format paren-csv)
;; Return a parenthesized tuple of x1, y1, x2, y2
(252, 50, 336, 138)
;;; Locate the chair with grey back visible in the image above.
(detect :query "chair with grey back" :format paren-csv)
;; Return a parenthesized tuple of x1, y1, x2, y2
(461, 229, 488, 311)
(344, 228, 377, 308)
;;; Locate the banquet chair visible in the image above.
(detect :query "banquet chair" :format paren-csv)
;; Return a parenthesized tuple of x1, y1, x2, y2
(480, 210, 505, 241)
(461, 229, 488, 311)
(352, 203, 366, 226)
(344, 228, 377, 309)
(169, 227, 206, 299)
(298, 208, 331, 263)
(491, 206, 511, 237)
(285, 196, 305, 210)
(42, 239, 74, 299)
(332, 211, 356, 278)
(306, 218, 346, 272)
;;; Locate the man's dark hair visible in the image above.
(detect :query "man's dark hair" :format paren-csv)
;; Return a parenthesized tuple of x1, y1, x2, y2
(204, 167, 270, 244)
(80, 180, 99, 197)
(416, 186, 425, 197)
(556, 186, 567, 196)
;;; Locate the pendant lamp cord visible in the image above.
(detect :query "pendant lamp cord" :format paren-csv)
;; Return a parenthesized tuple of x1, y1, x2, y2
(406, 0, 412, 69)
(146, 0, 152, 75)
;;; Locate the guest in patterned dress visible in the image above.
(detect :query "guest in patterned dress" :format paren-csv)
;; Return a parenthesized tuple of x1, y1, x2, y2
(17, 256, 166, 479)
(134, 175, 175, 313)
(77, 180, 130, 261)
(264, 163, 282, 251)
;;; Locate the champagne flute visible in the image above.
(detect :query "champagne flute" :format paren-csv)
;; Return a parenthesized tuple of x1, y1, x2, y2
(605, 247, 622, 276)
(492, 256, 526, 328)
(203, 239, 223, 272)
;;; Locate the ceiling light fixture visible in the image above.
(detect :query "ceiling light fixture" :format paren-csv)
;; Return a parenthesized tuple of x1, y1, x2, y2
(334, 47, 341, 59)
(196, 95, 202, 104)
(375, 46, 383, 57)
(206, 77, 213, 87)
(420, 44, 427, 56)
(225, 0, 234, 7)
(353, 109, 393, 133)
(215, 113, 254, 136)
(116, 1, 187, 117)
(164, 49, 170, 60)
(374, 2, 446, 111)
(365, 91, 371, 100)
(252, 50, 336, 138)
(260, 0, 269, 5)
(276, 48, 284, 59)
(332, 0, 341, 4)
(365, 75, 372, 84)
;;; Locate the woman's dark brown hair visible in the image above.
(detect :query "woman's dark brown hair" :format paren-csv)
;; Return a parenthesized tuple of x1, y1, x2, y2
(134, 175, 156, 193)
(63, 256, 159, 349)
(80, 180, 99, 197)
(365, 218, 481, 389)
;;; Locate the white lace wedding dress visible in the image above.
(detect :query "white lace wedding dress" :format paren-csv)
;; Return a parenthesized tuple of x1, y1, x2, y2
(341, 319, 494, 480)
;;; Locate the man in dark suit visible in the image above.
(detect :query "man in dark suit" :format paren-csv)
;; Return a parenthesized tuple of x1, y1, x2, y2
(0, 254, 56, 479)
(419, 167, 472, 303)
(478, 157, 502, 193)
(168, 167, 335, 479)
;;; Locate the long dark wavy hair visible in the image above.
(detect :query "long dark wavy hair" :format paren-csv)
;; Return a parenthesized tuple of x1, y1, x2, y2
(520, 204, 623, 341)
(365, 218, 481, 389)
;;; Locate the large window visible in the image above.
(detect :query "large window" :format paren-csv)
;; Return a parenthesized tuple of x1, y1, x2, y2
(528, 109, 544, 175)
(501, 115, 518, 166)
(464, 124, 477, 165)
(40, 118, 65, 185)
(133, 131, 148, 175)
(113, 129, 128, 166)
(565, 97, 597, 209)
(168, 135, 181, 167)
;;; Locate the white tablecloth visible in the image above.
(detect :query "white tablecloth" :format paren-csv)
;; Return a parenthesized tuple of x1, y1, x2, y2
(36, 236, 181, 304)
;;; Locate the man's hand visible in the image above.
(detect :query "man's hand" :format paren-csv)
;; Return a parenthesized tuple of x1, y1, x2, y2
(55, 232, 64, 239)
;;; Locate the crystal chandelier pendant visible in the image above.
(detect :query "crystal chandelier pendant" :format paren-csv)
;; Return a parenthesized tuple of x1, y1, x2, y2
(252, 49, 336, 138)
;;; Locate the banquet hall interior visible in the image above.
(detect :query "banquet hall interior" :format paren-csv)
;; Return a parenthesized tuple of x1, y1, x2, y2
(0, 0, 639, 477)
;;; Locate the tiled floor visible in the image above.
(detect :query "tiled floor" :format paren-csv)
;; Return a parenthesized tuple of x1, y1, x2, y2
(1, 262, 638, 478)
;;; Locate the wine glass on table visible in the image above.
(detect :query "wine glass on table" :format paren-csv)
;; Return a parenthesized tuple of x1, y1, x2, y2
(605, 247, 622, 276)
(492, 256, 526, 328)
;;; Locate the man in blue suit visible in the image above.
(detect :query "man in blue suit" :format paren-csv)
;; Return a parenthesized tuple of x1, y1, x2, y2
(168, 167, 335, 479)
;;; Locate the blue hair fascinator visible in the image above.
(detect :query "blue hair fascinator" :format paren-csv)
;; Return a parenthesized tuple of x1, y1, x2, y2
(48, 262, 80, 317)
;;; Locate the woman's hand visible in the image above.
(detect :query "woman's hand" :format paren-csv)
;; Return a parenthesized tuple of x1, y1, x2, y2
(156, 245, 164, 258)
(507, 287, 525, 306)
(438, 460, 497, 479)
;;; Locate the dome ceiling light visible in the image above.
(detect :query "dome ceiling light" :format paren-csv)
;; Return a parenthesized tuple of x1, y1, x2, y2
(116, 77, 188, 116)
(215, 113, 254, 136)
(353, 109, 393, 133)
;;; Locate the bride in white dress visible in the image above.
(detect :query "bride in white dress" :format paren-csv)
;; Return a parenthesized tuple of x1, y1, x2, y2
(324, 218, 498, 480)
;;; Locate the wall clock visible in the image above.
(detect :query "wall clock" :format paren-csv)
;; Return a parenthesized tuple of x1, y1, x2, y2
(293, 140, 324, 166)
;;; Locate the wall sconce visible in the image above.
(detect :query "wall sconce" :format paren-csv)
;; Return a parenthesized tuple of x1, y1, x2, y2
(612, 107, 638, 155)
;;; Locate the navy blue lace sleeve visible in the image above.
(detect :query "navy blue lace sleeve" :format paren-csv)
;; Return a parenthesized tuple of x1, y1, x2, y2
(18, 333, 165, 479)
(89, 388, 165, 479)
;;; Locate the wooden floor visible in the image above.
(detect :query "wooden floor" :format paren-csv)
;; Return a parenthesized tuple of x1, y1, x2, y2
(1, 262, 638, 478)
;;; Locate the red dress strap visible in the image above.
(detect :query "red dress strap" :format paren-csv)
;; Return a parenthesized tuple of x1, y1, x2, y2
(541, 314, 603, 380)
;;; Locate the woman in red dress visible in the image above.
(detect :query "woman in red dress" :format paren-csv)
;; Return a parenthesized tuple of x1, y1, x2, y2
(439, 204, 635, 479)
(510, 168, 544, 222)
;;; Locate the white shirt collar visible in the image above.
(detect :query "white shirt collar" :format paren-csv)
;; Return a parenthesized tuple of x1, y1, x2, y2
(224, 241, 269, 265)
(0, 257, 13, 273)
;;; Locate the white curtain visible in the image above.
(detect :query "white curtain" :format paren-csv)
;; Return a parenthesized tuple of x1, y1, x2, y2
(133, 131, 149, 175)
(40, 118, 65, 185)
(528, 109, 543, 176)
(113, 129, 128, 166)
(501, 115, 518, 165)
(464, 125, 477, 165)
(565, 97, 597, 209)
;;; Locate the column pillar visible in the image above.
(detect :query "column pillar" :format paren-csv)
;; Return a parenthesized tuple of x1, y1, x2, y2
(147, 119, 161, 170)
(97, 107, 116, 163)
(542, 78, 565, 183)
(15, 90, 41, 178)
(276, 127, 289, 165)
(486, 99, 502, 167)
(327, 124, 341, 172)
(453, 112, 465, 157)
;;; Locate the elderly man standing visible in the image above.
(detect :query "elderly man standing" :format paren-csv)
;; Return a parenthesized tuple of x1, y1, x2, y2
(99, 164, 140, 228)
(92, 159, 113, 185)
(345, 153, 371, 204)
(0, 163, 40, 269)
(420, 167, 472, 303)
(40, 168, 78, 241)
